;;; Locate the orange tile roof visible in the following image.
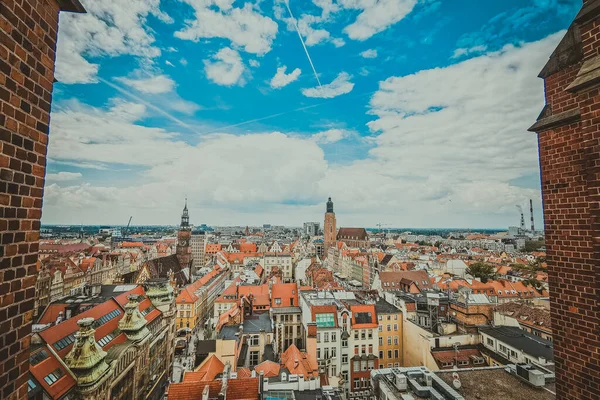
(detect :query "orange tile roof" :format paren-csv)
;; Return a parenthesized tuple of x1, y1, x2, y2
(271, 283, 299, 308)
(237, 367, 252, 378)
(121, 241, 145, 247)
(239, 243, 257, 253)
(350, 304, 377, 328)
(185, 355, 224, 382)
(177, 266, 223, 304)
(167, 378, 259, 400)
(205, 244, 223, 253)
(29, 351, 76, 399)
(254, 360, 280, 377)
(280, 344, 319, 378)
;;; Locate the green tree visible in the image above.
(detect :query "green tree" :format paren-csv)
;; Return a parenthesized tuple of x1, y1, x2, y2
(466, 262, 496, 283)
(523, 239, 545, 252)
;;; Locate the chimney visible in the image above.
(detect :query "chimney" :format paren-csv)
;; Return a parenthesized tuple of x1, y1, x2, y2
(530, 199, 535, 231)
(55, 311, 63, 325)
(202, 385, 210, 400)
(219, 363, 230, 400)
(294, 358, 299, 368)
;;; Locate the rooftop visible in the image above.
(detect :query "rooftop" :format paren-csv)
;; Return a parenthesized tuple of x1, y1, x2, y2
(480, 326, 554, 361)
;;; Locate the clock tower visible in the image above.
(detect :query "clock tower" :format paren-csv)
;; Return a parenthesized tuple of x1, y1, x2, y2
(324, 197, 337, 255)
(176, 199, 193, 271)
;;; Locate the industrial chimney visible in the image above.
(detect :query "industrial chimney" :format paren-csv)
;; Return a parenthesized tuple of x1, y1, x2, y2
(530, 199, 535, 232)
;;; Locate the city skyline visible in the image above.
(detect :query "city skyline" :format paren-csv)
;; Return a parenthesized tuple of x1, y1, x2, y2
(41, 0, 577, 227)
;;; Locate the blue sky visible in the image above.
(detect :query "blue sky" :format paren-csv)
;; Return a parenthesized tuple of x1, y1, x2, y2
(42, 0, 578, 228)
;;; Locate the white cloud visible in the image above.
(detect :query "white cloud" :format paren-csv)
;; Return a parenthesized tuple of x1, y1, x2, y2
(360, 49, 378, 58)
(249, 59, 260, 67)
(55, 0, 171, 84)
(116, 74, 176, 94)
(451, 45, 488, 59)
(175, 1, 278, 55)
(204, 47, 247, 86)
(270, 66, 302, 89)
(341, 0, 418, 40)
(332, 38, 346, 47)
(180, 58, 188, 66)
(302, 72, 354, 98)
(165, 60, 175, 67)
(46, 172, 83, 182)
(311, 129, 351, 144)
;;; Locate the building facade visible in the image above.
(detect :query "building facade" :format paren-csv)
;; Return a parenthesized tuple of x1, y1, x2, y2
(375, 299, 403, 368)
(190, 233, 206, 269)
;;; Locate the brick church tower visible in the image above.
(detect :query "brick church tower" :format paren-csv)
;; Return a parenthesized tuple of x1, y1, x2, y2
(0, 1, 85, 398)
(176, 199, 193, 270)
(323, 197, 337, 254)
(528, 1, 600, 398)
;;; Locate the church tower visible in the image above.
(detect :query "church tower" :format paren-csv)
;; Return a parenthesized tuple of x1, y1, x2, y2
(176, 199, 193, 271)
(324, 197, 337, 255)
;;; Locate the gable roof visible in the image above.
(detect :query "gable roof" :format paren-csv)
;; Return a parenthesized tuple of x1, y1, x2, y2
(184, 355, 225, 382)
(254, 360, 280, 378)
(378, 271, 433, 291)
(144, 254, 189, 287)
(337, 227, 368, 241)
(281, 344, 319, 378)
(271, 283, 298, 308)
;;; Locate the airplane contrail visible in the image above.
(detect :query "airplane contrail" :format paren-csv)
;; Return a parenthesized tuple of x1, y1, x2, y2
(98, 77, 199, 134)
(284, 0, 322, 88)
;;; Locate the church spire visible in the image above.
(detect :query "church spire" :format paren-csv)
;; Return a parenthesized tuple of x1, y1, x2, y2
(326, 197, 334, 214)
(180, 198, 190, 229)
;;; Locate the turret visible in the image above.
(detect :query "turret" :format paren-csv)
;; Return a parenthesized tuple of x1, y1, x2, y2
(118, 294, 150, 342)
(143, 278, 175, 313)
(64, 317, 110, 388)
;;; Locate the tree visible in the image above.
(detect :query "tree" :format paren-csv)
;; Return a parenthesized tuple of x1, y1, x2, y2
(523, 239, 545, 252)
(466, 262, 495, 283)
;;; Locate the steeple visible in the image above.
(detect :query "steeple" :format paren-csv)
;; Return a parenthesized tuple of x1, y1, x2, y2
(180, 197, 190, 229)
(326, 197, 334, 214)
(118, 294, 150, 342)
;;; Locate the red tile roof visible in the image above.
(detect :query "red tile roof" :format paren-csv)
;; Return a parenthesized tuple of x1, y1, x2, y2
(280, 344, 319, 378)
(350, 304, 377, 328)
(167, 378, 259, 400)
(254, 360, 280, 377)
(184, 355, 224, 382)
(271, 283, 298, 308)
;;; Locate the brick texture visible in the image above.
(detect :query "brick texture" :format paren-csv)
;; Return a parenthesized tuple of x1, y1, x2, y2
(0, 0, 61, 398)
(537, 12, 600, 400)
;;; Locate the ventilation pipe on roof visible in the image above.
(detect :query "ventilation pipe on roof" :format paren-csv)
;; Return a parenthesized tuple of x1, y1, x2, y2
(202, 385, 210, 400)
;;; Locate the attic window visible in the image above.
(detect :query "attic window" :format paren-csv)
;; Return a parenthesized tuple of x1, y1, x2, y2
(44, 368, 65, 386)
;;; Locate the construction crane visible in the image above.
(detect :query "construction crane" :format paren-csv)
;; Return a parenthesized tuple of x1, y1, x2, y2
(123, 216, 132, 237)
(376, 223, 390, 233)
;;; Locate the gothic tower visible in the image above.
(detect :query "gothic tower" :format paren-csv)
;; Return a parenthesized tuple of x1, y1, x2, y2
(176, 199, 193, 271)
(324, 197, 337, 255)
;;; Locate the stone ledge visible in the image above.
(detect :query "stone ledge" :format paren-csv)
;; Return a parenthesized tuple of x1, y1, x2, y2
(528, 107, 581, 132)
(57, 0, 86, 13)
(567, 54, 600, 93)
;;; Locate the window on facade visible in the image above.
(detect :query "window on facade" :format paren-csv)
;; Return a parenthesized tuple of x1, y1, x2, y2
(342, 354, 348, 363)
(379, 350, 384, 359)
(249, 351, 259, 367)
(499, 344, 508, 354)
(317, 333, 321, 343)
(275, 298, 281, 305)
(353, 361, 360, 372)
(361, 330, 366, 340)
(361, 345, 366, 354)
(387, 324, 391, 332)
(378, 324, 382, 332)
(250, 335, 259, 346)
(43, 368, 65, 386)
(324, 348, 330, 359)
(354, 330, 359, 340)
(331, 332, 336, 342)
(387, 337, 392, 346)
(316, 313, 335, 327)
(342, 339, 348, 348)
(317, 348, 321, 359)
(394, 324, 398, 331)
(361, 360, 367, 371)
(324, 332, 329, 342)
(332, 347, 337, 358)
(368, 330, 373, 339)
(354, 378, 360, 389)
(379, 337, 383, 346)
(331, 365, 337, 377)
(368, 360, 374, 370)
(487, 337, 494, 346)
(394, 336, 399, 345)
(354, 345, 358, 355)
(394, 350, 399, 358)
(388, 350, 392, 359)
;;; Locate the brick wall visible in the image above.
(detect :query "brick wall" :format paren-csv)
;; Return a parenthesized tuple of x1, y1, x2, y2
(535, 5, 600, 399)
(0, 0, 61, 398)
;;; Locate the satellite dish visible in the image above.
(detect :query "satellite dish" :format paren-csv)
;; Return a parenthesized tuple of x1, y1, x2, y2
(452, 372, 460, 380)
(453, 379, 462, 389)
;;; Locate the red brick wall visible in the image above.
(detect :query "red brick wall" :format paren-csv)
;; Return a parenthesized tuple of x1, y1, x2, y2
(0, 0, 60, 398)
(538, 18, 600, 400)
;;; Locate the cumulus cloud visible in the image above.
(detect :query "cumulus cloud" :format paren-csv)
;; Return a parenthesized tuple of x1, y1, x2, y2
(451, 45, 488, 59)
(332, 38, 346, 47)
(302, 72, 354, 98)
(204, 48, 247, 86)
(175, 0, 278, 55)
(341, 0, 418, 40)
(46, 172, 83, 182)
(116, 74, 176, 94)
(55, 0, 171, 84)
(360, 49, 378, 58)
(311, 129, 351, 144)
(270, 66, 302, 89)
